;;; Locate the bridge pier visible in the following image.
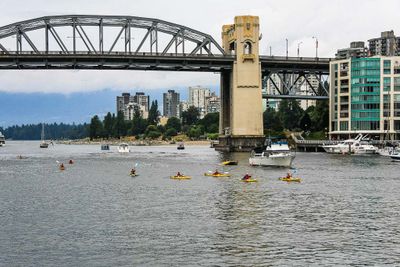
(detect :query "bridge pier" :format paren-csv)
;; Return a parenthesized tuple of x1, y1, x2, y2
(216, 16, 264, 152)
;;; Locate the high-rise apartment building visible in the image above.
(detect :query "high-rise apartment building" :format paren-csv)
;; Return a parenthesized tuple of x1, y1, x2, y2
(205, 92, 220, 114)
(329, 56, 400, 140)
(368, 31, 400, 57)
(116, 92, 150, 120)
(188, 86, 211, 118)
(335, 41, 368, 60)
(163, 90, 180, 118)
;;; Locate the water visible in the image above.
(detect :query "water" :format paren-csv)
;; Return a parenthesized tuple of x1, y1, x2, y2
(1, 141, 399, 266)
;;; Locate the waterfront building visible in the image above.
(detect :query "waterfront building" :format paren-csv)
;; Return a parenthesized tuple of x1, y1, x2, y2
(188, 86, 211, 118)
(329, 56, 400, 140)
(163, 90, 180, 118)
(368, 31, 400, 57)
(335, 41, 368, 60)
(205, 92, 220, 114)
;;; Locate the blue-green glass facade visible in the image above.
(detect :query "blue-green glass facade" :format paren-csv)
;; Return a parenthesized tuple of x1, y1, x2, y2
(351, 58, 381, 130)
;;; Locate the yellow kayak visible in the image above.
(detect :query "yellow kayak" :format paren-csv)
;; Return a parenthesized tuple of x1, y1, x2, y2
(130, 173, 138, 177)
(279, 177, 301, 182)
(170, 175, 191, 180)
(241, 179, 258, 183)
(204, 173, 231, 177)
(220, 160, 238, 166)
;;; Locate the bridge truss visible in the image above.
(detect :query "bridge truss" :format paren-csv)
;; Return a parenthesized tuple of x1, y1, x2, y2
(0, 15, 331, 100)
(0, 15, 225, 56)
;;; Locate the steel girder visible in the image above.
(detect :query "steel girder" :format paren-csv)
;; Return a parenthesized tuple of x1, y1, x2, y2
(262, 71, 329, 100)
(0, 15, 226, 56)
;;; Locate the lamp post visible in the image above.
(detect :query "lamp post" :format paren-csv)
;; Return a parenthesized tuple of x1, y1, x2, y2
(297, 42, 303, 57)
(312, 36, 318, 58)
(285, 38, 288, 58)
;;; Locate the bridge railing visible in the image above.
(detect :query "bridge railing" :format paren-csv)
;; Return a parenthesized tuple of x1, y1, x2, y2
(260, 55, 333, 62)
(0, 50, 234, 58)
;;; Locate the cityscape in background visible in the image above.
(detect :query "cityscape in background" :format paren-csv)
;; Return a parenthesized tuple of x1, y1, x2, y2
(116, 86, 220, 125)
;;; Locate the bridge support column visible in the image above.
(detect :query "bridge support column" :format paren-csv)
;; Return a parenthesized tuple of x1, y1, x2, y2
(216, 16, 264, 152)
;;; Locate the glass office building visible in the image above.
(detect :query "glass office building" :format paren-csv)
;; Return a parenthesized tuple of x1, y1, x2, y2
(329, 56, 400, 140)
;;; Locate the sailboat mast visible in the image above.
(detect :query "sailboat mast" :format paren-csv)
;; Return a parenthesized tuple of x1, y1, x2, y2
(41, 123, 45, 141)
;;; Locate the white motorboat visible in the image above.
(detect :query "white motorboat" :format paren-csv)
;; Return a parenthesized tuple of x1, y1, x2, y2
(390, 153, 400, 161)
(0, 131, 5, 146)
(118, 143, 130, 153)
(377, 143, 399, 156)
(322, 134, 377, 154)
(249, 139, 295, 167)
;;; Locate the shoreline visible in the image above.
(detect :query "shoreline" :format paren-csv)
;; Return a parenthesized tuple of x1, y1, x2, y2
(55, 139, 212, 146)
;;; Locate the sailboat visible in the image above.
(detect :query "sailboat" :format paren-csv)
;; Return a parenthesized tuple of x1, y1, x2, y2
(39, 123, 49, 148)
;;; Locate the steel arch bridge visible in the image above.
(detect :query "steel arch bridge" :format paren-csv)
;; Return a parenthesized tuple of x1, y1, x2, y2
(0, 15, 330, 99)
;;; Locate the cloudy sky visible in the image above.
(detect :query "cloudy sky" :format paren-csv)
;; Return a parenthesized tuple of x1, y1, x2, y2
(0, 0, 399, 94)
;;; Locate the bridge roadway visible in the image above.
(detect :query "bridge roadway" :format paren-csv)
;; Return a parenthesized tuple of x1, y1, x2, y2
(0, 51, 331, 73)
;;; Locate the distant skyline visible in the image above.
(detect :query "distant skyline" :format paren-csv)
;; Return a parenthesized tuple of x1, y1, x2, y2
(0, 0, 399, 94)
(0, 86, 219, 127)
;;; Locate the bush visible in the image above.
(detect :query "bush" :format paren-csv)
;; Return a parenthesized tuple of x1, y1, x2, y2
(207, 133, 219, 140)
(164, 128, 177, 137)
(147, 131, 162, 139)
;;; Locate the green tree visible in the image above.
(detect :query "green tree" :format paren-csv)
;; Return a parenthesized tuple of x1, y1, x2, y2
(198, 112, 219, 133)
(89, 115, 103, 140)
(187, 125, 204, 139)
(103, 112, 114, 138)
(182, 106, 200, 126)
(263, 107, 283, 132)
(113, 111, 126, 138)
(165, 117, 182, 132)
(131, 106, 148, 136)
(299, 112, 312, 131)
(278, 99, 304, 130)
(148, 100, 160, 126)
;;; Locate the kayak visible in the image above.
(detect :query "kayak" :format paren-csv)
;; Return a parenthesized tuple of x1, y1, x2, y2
(221, 160, 238, 166)
(170, 175, 191, 180)
(204, 173, 231, 177)
(130, 173, 138, 177)
(279, 177, 301, 182)
(241, 178, 258, 183)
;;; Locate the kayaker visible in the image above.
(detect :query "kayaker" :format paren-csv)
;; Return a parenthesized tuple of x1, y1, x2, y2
(177, 171, 182, 177)
(213, 169, 220, 175)
(68, 159, 74, 164)
(286, 172, 292, 179)
(130, 168, 136, 175)
(60, 163, 65, 170)
(242, 173, 251, 180)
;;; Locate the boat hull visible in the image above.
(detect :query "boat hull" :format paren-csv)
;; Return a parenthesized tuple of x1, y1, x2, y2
(390, 154, 400, 161)
(249, 155, 294, 167)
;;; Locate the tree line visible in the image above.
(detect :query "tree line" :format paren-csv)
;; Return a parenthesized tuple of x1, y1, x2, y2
(1, 123, 88, 140)
(1, 99, 329, 141)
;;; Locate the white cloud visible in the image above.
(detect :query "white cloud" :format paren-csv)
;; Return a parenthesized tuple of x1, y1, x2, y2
(0, 0, 399, 93)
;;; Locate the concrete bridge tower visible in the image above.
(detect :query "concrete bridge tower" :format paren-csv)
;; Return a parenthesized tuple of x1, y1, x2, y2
(218, 16, 265, 151)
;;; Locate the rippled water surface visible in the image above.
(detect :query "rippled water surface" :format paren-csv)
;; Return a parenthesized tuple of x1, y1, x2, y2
(1, 141, 400, 266)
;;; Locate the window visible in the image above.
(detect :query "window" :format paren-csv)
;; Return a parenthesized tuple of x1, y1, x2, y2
(244, 42, 252, 55)
(384, 77, 391, 92)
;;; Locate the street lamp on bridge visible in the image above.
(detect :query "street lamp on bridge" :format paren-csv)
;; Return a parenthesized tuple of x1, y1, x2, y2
(312, 36, 318, 58)
(297, 42, 303, 57)
(285, 38, 288, 58)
